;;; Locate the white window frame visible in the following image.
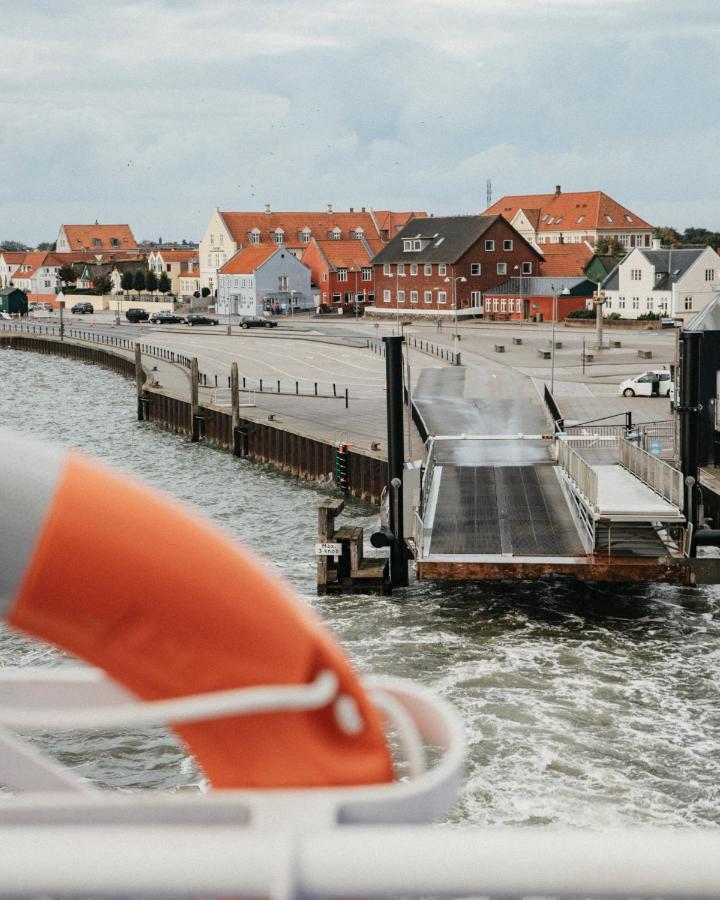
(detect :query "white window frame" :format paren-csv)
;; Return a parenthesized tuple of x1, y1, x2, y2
(403, 240, 412, 252)
(361, 268, 372, 282)
(503, 239, 513, 251)
(397, 290, 405, 303)
(410, 263, 418, 276)
(424, 290, 432, 304)
(410, 290, 419, 304)
(438, 291, 447, 304)
(705, 269, 716, 281)
(484, 240, 495, 251)
(337, 268, 348, 282)
(383, 263, 392, 276)
(522, 262, 532, 274)
(397, 263, 405, 275)
(438, 264, 447, 276)
(383, 289, 391, 303)
(424, 263, 432, 276)
(497, 262, 507, 275)
(470, 263, 481, 276)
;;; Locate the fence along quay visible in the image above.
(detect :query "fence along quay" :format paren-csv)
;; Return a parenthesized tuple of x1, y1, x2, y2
(0, 321, 387, 504)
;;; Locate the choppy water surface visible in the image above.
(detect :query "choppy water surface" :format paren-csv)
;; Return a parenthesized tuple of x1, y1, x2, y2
(1, 349, 719, 828)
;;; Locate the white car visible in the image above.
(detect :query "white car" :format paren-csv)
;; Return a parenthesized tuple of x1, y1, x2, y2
(619, 370, 674, 398)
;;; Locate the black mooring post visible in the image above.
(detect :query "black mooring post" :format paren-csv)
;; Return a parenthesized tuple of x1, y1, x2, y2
(679, 329, 702, 538)
(383, 335, 408, 587)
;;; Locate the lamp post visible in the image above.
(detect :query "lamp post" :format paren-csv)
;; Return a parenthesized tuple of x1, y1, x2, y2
(444, 273, 467, 366)
(592, 286, 606, 350)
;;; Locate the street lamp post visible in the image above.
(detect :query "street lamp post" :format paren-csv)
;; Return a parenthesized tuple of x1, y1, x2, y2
(444, 274, 467, 366)
(593, 286, 606, 350)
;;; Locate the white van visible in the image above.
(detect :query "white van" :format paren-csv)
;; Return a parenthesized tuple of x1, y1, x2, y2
(618, 370, 674, 398)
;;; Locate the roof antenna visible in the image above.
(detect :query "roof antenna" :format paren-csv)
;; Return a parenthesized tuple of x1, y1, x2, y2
(486, 179, 492, 207)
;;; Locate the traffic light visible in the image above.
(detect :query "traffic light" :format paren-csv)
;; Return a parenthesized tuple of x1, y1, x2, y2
(335, 442, 350, 494)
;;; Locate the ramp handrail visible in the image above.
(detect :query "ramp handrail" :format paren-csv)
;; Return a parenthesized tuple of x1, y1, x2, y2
(557, 440, 598, 507)
(618, 438, 683, 509)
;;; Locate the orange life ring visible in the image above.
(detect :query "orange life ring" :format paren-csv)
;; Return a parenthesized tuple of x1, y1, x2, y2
(0, 433, 393, 789)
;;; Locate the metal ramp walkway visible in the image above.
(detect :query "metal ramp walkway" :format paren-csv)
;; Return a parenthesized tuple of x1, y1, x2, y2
(428, 464, 584, 558)
(411, 367, 689, 583)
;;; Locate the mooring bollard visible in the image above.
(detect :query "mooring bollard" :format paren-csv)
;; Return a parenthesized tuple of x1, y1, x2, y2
(345, 387, 349, 409)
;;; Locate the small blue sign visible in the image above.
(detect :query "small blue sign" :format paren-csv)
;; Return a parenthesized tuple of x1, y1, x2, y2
(650, 440, 662, 455)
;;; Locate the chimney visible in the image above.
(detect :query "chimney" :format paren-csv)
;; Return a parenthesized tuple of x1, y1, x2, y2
(265, 203, 272, 214)
(349, 207, 354, 213)
(652, 238, 661, 250)
(555, 185, 561, 196)
(361, 206, 366, 212)
(326, 203, 333, 214)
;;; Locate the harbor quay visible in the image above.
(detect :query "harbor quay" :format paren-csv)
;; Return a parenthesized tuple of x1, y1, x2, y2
(7, 312, 717, 592)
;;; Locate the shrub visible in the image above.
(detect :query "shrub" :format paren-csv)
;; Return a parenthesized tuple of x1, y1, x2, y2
(637, 312, 661, 320)
(567, 308, 596, 319)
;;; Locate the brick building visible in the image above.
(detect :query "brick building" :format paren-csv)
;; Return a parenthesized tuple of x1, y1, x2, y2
(371, 215, 542, 314)
(301, 238, 376, 310)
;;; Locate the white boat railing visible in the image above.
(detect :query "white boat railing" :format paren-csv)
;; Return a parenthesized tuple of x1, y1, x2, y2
(557, 438, 598, 507)
(0, 668, 719, 897)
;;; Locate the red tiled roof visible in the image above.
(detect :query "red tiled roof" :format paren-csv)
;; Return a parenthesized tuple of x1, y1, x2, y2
(538, 242, 594, 277)
(180, 271, 200, 279)
(310, 239, 374, 271)
(219, 245, 278, 275)
(152, 250, 198, 262)
(61, 224, 137, 252)
(373, 210, 429, 236)
(485, 190, 653, 232)
(0, 252, 27, 264)
(219, 210, 391, 248)
(27, 293, 58, 304)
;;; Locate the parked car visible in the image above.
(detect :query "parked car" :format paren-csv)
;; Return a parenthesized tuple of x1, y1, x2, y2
(185, 314, 219, 326)
(239, 316, 277, 329)
(125, 308, 149, 323)
(149, 311, 186, 325)
(619, 370, 674, 398)
(41, 301, 54, 311)
(71, 302, 94, 314)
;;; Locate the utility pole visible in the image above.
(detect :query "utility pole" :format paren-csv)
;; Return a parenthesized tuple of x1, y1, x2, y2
(593, 286, 606, 350)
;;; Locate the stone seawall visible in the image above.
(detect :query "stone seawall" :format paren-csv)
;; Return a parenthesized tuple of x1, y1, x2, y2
(1, 334, 387, 503)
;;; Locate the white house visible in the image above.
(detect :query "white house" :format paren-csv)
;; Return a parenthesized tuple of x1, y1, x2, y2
(216, 245, 312, 316)
(0, 252, 25, 287)
(10, 252, 61, 296)
(601, 246, 720, 322)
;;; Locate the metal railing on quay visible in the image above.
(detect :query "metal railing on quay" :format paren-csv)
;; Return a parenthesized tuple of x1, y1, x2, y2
(557, 439, 598, 507)
(1, 320, 353, 404)
(618, 438, 683, 508)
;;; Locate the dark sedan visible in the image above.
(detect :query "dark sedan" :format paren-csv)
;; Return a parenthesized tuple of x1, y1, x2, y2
(149, 311, 186, 325)
(71, 302, 94, 314)
(186, 314, 219, 326)
(239, 316, 277, 329)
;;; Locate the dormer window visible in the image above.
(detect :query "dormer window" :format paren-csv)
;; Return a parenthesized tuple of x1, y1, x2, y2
(111, 238, 119, 247)
(353, 228, 364, 240)
(625, 215, 634, 223)
(273, 228, 284, 245)
(331, 227, 342, 240)
(605, 215, 613, 223)
(93, 238, 101, 247)
(300, 228, 312, 244)
(249, 228, 261, 245)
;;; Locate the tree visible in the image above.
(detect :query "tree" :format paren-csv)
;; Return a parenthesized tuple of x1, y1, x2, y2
(201, 286, 211, 298)
(0, 240, 31, 252)
(36, 241, 56, 251)
(92, 275, 112, 295)
(653, 226, 681, 247)
(121, 270, 134, 294)
(133, 269, 146, 295)
(58, 265, 77, 286)
(146, 269, 159, 295)
(595, 236, 626, 256)
(158, 272, 171, 294)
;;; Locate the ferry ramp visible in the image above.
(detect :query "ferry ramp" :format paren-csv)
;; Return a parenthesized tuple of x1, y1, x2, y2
(412, 366, 688, 583)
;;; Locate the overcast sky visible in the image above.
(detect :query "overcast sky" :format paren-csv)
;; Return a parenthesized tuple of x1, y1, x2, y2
(1, 0, 718, 245)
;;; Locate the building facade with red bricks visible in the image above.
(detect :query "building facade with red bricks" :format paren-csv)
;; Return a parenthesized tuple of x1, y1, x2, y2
(371, 215, 543, 314)
(301, 238, 376, 310)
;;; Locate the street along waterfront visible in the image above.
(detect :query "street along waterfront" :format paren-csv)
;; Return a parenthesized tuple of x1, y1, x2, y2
(1, 349, 720, 829)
